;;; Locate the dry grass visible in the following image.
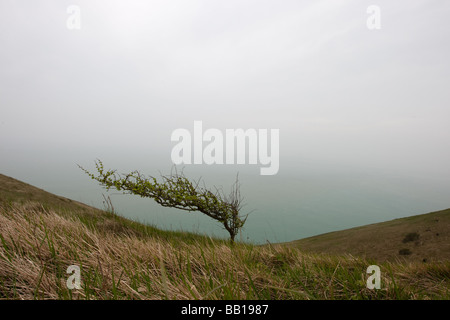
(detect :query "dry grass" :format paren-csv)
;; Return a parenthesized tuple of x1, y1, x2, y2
(0, 201, 449, 300)
(287, 208, 450, 263)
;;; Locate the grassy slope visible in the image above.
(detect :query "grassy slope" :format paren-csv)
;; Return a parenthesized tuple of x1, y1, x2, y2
(284, 209, 450, 263)
(0, 173, 98, 213)
(0, 173, 449, 299)
(0, 174, 224, 244)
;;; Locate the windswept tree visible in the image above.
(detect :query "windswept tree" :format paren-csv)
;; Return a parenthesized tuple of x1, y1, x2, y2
(79, 160, 247, 243)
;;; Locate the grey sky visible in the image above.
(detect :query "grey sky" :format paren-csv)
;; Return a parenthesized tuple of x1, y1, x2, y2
(1, 0, 450, 180)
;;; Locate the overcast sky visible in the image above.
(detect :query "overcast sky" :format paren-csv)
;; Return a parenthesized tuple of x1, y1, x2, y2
(1, 0, 450, 183)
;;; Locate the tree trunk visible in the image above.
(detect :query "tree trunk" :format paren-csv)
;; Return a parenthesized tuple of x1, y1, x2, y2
(230, 232, 235, 244)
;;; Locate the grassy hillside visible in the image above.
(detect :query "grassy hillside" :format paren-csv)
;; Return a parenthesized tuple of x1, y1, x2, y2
(0, 173, 98, 213)
(0, 173, 449, 299)
(285, 209, 450, 263)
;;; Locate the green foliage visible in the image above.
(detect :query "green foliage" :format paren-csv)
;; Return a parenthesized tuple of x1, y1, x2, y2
(79, 160, 247, 243)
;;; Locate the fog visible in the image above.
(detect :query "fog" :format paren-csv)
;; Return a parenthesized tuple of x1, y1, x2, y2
(1, 0, 450, 243)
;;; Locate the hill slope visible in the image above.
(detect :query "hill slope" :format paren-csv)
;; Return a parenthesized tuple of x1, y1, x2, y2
(0, 173, 99, 213)
(0, 173, 449, 300)
(285, 209, 450, 263)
